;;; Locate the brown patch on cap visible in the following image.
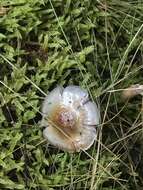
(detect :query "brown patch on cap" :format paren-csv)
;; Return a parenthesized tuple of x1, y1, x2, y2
(49, 105, 79, 136)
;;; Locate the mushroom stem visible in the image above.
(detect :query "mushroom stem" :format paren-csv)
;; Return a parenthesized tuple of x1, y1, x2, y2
(122, 84, 143, 99)
(122, 84, 143, 132)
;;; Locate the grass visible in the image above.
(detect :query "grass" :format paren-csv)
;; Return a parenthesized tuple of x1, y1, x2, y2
(0, 0, 143, 189)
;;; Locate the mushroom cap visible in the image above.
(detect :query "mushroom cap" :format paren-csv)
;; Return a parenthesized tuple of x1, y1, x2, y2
(41, 85, 100, 152)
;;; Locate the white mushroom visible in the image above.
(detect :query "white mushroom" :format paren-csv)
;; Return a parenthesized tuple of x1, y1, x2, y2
(41, 85, 100, 152)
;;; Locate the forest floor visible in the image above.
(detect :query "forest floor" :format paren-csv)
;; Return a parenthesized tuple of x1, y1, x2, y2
(0, 0, 143, 189)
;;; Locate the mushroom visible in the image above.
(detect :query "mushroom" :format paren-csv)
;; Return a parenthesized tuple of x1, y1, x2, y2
(122, 84, 143, 123)
(41, 85, 100, 152)
(122, 84, 143, 99)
